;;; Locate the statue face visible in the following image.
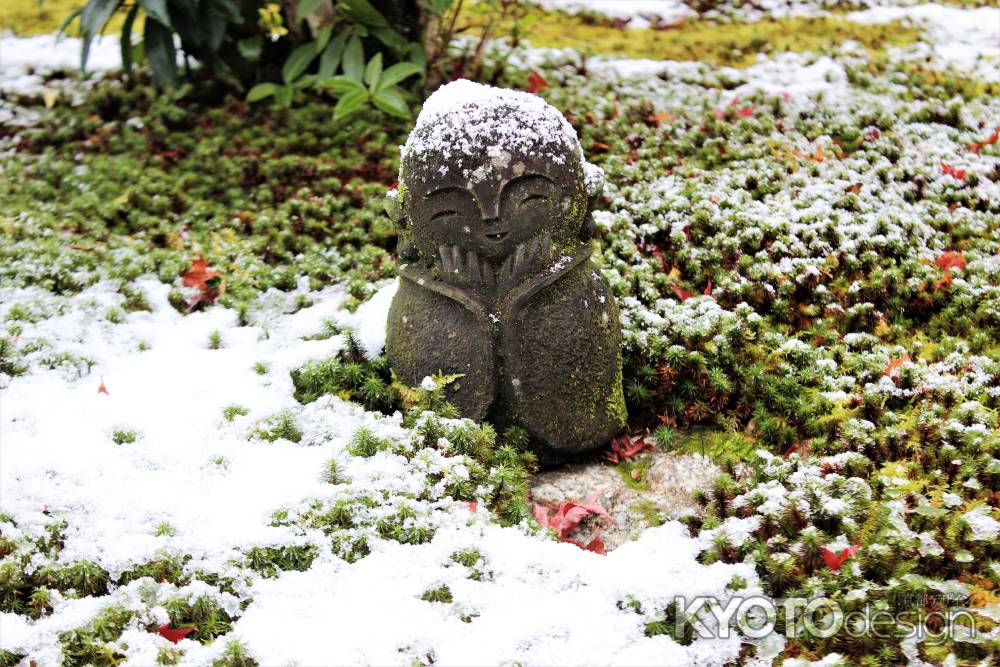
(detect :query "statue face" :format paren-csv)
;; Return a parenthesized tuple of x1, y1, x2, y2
(404, 152, 585, 261)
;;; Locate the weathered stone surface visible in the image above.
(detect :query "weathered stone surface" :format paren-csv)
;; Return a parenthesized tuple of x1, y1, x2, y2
(530, 452, 721, 552)
(385, 80, 626, 461)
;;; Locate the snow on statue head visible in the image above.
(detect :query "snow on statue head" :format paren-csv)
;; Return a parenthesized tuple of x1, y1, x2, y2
(386, 79, 605, 263)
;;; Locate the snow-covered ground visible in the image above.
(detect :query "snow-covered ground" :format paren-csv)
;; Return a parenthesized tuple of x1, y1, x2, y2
(0, 279, 764, 664)
(0, 34, 120, 96)
(848, 3, 1000, 82)
(2, 2, 998, 664)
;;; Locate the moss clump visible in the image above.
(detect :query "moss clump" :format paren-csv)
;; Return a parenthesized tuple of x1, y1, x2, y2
(243, 545, 318, 578)
(59, 604, 134, 667)
(162, 593, 233, 642)
(111, 428, 139, 445)
(291, 332, 397, 411)
(644, 601, 695, 645)
(463, 6, 921, 68)
(223, 405, 250, 422)
(420, 584, 453, 604)
(211, 640, 259, 667)
(247, 410, 303, 444)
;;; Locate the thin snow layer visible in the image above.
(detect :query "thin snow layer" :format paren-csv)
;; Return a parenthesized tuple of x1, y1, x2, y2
(401, 79, 584, 180)
(533, 0, 695, 28)
(0, 34, 119, 95)
(238, 523, 757, 665)
(848, 3, 1000, 82)
(0, 279, 761, 664)
(0, 279, 378, 575)
(532, 0, 849, 26)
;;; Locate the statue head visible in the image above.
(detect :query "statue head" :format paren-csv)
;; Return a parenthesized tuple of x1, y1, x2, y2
(386, 80, 604, 264)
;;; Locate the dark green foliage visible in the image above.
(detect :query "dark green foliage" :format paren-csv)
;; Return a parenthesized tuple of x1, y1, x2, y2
(211, 640, 259, 667)
(346, 427, 392, 457)
(0, 337, 28, 377)
(72, 0, 256, 87)
(118, 552, 191, 586)
(0, 651, 26, 667)
(59, 605, 134, 667)
(163, 594, 233, 642)
(291, 332, 397, 411)
(1, 522, 115, 619)
(243, 545, 318, 578)
(644, 601, 694, 645)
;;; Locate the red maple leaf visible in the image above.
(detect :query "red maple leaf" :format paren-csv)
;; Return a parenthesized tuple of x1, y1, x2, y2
(157, 624, 195, 643)
(670, 281, 713, 302)
(466, 501, 478, 512)
(935, 251, 966, 271)
(182, 258, 220, 291)
(636, 241, 667, 271)
(647, 112, 674, 126)
(564, 533, 606, 555)
(940, 161, 967, 181)
(820, 545, 860, 571)
(98, 377, 109, 395)
(884, 354, 910, 378)
(606, 434, 653, 463)
(783, 439, 810, 459)
(525, 70, 548, 94)
(534, 490, 612, 539)
(968, 127, 999, 154)
(670, 284, 696, 301)
(182, 257, 224, 311)
(932, 251, 967, 292)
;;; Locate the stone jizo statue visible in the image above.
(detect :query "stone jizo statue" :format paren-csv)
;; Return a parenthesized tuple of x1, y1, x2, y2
(385, 80, 625, 462)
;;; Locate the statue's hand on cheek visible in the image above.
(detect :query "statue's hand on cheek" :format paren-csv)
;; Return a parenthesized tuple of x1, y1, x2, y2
(435, 244, 495, 290)
(497, 233, 554, 288)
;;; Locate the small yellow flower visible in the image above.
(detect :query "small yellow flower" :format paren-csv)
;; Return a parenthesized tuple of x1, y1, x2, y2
(258, 4, 288, 42)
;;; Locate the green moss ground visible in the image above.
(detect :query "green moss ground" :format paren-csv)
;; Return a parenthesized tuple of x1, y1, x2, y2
(462, 6, 921, 68)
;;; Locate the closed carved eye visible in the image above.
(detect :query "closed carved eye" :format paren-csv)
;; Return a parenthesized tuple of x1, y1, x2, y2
(519, 194, 548, 206)
(430, 209, 459, 223)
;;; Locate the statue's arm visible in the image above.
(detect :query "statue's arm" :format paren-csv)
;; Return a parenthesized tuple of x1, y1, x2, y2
(397, 263, 490, 323)
(502, 243, 592, 317)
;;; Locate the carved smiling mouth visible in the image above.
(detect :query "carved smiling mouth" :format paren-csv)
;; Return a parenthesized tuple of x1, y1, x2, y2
(485, 231, 509, 242)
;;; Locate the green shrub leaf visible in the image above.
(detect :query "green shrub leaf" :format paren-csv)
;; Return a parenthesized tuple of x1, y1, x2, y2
(137, 0, 171, 29)
(246, 82, 279, 102)
(333, 89, 369, 120)
(344, 0, 389, 27)
(143, 17, 179, 88)
(318, 75, 367, 95)
(120, 3, 139, 75)
(297, 0, 324, 19)
(363, 52, 383, 91)
(376, 62, 423, 91)
(371, 87, 409, 118)
(282, 42, 319, 84)
(318, 29, 348, 79)
(275, 84, 293, 107)
(79, 0, 119, 71)
(342, 35, 364, 82)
